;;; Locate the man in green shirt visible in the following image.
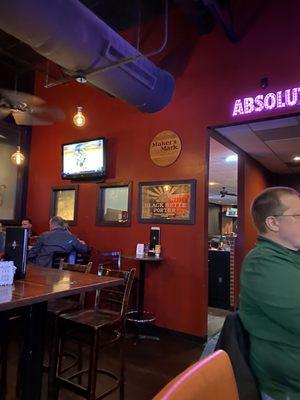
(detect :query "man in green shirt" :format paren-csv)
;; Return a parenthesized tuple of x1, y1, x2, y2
(239, 186, 300, 400)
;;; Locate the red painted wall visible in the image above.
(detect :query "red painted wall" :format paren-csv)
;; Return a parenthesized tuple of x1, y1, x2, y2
(27, 1, 300, 336)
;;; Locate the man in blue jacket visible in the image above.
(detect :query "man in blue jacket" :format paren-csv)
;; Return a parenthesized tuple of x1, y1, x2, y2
(28, 216, 88, 267)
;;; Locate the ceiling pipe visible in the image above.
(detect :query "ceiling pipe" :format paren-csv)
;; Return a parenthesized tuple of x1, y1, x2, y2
(0, 0, 175, 113)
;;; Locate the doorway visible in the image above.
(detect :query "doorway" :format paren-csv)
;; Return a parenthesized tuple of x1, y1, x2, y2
(206, 113, 300, 338)
(207, 137, 238, 337)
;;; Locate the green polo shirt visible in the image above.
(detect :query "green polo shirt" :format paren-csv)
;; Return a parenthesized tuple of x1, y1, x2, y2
(239, 236, 300, 400)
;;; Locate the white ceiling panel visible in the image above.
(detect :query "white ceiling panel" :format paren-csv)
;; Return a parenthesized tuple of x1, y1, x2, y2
(249, 117, 299, 131)
(213, 115, 300, 174)
(266, 137, 300, 162)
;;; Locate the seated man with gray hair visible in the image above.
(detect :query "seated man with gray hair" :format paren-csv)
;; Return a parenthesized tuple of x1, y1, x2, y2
(28, 216, 88, 267)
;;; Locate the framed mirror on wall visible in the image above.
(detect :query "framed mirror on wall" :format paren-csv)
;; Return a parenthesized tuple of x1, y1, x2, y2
(96, 182, 132, 226)
(50, 185, 78, 225)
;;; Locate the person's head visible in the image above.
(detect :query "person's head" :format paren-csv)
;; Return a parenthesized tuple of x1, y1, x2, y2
(49, 216, 65, 230)
(251, 186, 300, 250)
(210, 239, 219, 249)
(21, 218, 32, 230)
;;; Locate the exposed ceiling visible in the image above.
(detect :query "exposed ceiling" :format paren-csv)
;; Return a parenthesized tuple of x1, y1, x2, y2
(0, 0, 212, 88)
(215, 115, 300, 174)
(209, 137, 238, 205)
(0, 0, 266, 90)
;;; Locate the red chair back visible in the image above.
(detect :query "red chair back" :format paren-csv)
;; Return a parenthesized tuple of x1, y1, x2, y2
(153, 350, 239, 400)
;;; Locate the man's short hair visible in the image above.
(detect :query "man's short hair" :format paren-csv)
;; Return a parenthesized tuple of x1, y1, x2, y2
(22, 218, 32, 224)
(251, 186, 299, 233)
(49, 216, 65, 228)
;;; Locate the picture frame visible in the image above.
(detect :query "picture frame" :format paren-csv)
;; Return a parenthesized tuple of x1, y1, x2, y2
(49, 185, 78, 225)
(138, 179, 196, 224)
(96, 182, 132, 226)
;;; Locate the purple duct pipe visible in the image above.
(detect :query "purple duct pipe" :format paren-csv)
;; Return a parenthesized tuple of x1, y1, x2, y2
(0, 0, 174, 113)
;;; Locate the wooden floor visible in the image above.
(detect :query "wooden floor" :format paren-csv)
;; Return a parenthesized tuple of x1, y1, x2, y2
(6, 318, 202, 400)
(207, 307, 228, 337)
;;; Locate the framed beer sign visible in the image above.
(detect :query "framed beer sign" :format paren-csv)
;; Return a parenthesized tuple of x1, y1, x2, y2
(138, 179, 196, 224)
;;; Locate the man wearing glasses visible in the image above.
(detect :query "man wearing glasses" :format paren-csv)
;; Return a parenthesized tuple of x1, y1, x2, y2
(239, 186, 300, 400)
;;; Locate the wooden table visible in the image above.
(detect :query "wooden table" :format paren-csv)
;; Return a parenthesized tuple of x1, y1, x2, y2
(0, 265, 123, 400)
(122, 255, 163, 321)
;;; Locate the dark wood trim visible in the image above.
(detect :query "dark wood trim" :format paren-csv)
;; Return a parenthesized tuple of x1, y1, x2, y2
(96, 181, 132, 227)
(49, 185, 79, 225)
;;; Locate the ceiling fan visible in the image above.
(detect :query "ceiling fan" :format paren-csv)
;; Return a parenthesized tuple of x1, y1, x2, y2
(220, 186, 237, 198)
(0, 88, 65, 126)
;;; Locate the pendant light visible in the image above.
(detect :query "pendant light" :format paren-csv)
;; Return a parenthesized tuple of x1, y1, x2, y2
(11, 146, 25, 166)
(73, 106, 86, 127)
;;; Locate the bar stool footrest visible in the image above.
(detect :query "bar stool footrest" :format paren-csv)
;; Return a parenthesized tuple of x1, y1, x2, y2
(127, 310, 156, 323)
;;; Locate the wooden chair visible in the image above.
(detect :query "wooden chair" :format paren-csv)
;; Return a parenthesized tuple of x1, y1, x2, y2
(53, 267, 135, 400)
(47, 261, 92, 399)
(153, 350, 239, 400)
(97, 251, 121, 269)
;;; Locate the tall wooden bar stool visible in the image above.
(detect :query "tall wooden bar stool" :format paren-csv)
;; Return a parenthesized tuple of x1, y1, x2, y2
(53, 267, 135, 400)
(47, 261, 92, 399)
(153, 350, 239, 400)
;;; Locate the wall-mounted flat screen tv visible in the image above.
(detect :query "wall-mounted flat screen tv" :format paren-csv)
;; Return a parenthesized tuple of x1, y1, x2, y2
(225, 207, 238, 218)
(62, 138, 106, 181)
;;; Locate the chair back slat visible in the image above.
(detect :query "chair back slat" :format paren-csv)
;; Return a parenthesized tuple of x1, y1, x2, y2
(75, 248, 92, 265)
(52, 251, 69, 269)
(97, 251, 121, 269)
(59, 260, 92, 273)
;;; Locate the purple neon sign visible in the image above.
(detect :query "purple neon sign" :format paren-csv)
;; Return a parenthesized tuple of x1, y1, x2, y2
(232, 87, 300, 117)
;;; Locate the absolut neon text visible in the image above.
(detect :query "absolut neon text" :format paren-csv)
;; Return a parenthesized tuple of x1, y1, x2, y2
(232, 87, 300, 116)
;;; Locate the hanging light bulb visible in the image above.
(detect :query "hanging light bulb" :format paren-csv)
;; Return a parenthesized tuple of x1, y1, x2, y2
(11, 146, 25, 166)
(73, 106, 86, 127)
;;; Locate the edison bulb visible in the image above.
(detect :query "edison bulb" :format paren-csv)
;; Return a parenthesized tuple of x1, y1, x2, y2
(11, 146, 25, 166)
(73, 106, 86, 127)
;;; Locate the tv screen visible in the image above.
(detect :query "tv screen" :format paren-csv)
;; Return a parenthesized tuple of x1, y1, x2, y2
(225, 208, 238, 218)
(62, 138, 106, 180)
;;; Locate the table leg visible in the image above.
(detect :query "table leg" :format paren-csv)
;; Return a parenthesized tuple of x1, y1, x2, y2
(17, 302, 47, 400)
(0, 312, 9, 400)
(136, 261, 159, 341)
(137, 261, 145, 320)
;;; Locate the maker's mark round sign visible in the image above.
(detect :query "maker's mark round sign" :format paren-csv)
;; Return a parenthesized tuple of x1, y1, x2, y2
(150, 130, 182, 167)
